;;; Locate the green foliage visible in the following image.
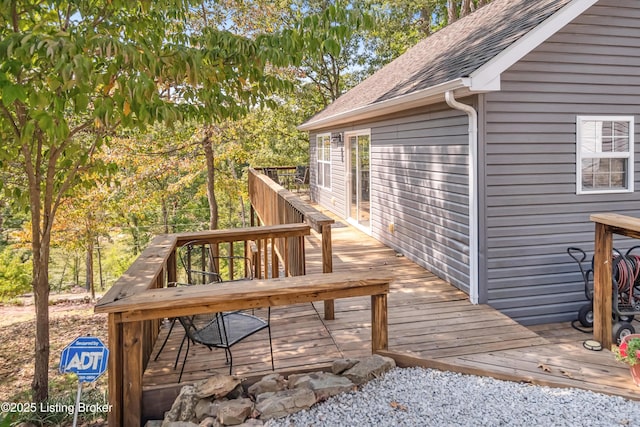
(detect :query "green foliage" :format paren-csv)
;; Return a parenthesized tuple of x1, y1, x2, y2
(10, 385, 110, 426)
(102, 243, 138, 283)
(0, 246, 31, 301)
(293, 1, 375, 104)
(357, 0, 492, 76)
(0, 412, 14, 427)
(615, 336, 640, 366)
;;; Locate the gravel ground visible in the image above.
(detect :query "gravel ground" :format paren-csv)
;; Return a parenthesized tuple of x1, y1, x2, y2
(265, 367, 640, 427)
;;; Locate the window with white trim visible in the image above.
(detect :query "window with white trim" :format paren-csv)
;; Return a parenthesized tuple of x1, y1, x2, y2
(316, 134, 331, 189)
(576, 116, 634, 194)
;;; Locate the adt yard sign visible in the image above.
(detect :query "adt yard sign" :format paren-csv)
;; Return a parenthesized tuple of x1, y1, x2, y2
(60, 336, 109, 383)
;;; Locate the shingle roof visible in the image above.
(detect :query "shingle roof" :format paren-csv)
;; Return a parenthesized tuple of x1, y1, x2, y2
(301, 0, 575, 130)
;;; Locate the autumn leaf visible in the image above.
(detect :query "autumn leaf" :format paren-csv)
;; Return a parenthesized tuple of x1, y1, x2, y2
(102, 81, 114, 95)
(123, 101, 131, 117)
(390, 401, 407, 411)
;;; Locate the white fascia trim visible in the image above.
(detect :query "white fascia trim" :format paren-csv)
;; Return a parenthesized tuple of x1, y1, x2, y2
(469, 0, 598, 91)
(298, 78, 471, 131)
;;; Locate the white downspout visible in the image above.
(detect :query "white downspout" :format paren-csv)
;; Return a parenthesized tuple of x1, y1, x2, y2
(445, 91, 479, 304)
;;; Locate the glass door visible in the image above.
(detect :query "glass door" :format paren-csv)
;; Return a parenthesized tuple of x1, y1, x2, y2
(347, 132, 370, 230)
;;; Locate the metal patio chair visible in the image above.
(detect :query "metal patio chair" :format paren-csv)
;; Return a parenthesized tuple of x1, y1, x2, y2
(153, 240, 273, 381)
(175, 308, 273, 381)
(265, 168, 280, 185)
(294, 165, 309, 192)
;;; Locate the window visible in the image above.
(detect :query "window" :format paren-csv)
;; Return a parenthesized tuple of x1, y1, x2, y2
(316, 134, 331, 189)
(577, 116, 634, 194)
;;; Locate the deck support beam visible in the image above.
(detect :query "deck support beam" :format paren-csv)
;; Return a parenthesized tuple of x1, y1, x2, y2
(593, 221, 613, 350)
(322, 224, 335, 320)
(372, 294, 388, 352)
(591, 213, 640, 351)
(123, 321, 143, 427)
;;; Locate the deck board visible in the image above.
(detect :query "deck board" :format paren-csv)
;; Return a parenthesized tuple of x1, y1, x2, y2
(143, 215, 640, 414)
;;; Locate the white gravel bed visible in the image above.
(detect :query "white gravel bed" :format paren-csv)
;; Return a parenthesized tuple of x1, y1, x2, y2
(265, 367, 640, 427)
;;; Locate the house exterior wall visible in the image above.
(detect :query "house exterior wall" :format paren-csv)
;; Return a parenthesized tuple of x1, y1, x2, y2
(482, 0, 640, 324)
(309, 103, 471, 292)
(309, 131, 347, 219)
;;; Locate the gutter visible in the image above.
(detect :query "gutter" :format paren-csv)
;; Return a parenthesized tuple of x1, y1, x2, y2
(445, 91, 479, 305)
(298, 78, 471, 131)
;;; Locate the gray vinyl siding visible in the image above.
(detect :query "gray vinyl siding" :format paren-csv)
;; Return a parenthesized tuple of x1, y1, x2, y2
(309, 132, 347, 218)
(370, 105, 470, 292)
(483, 0, 640, 325)
(310, 104, 471, 293)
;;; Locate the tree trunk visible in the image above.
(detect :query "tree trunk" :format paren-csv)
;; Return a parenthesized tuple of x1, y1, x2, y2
(0, 198, 4, 237)
(96, 236, 103, 292)
(239, 196, 246, 227)
(74, 255, 80, 285)
(203, 133, 218, 230)
(419, 6, 433, 36)
(230, 160, 246, 227)
(162, 197, 169, 234)
(129, 216, 141, 255)
(447, 0, 458, 24)
(85, 238, 94, 293)
(461, 0, 472, 17)
(31, 231, 50, 403)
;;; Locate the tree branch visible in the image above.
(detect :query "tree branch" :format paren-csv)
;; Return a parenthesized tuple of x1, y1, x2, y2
(0, 103, 21, 139)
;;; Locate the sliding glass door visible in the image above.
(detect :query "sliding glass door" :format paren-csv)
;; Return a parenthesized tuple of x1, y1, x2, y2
(347, 132, 370, 230)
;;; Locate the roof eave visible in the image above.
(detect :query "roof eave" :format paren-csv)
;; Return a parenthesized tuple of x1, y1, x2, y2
(299, 0, 600, 133)
(298, 78, 472, 131)
(470, 0, 599, 89)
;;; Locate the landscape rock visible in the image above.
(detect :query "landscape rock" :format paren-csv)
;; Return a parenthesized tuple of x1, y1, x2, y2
(144, 421, 163, 427)
(195, 399, 221, 420)
(287, 372, 355, 400)
(255, 388, 317, 420)
(332, 358, 359, 375)
(217, 397, 254, 425)
(342, 354, 396, 385)
(163, 422, 199, 427)
(227, 383, 246, 400)
(248, 373, 287, 396)
(198, 417, 218, 427)
(195, 375, 242, 399)
(236, 419, 264, 426)
(162, 356, 397, 426)
(163, 385, 199, 425)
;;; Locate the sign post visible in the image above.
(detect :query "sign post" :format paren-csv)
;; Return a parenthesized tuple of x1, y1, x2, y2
(59, 336, 109, 426)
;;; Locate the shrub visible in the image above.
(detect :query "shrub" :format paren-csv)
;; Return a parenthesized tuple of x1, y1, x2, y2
(102, 243, 137, 287)
(0, 246, 31, 300)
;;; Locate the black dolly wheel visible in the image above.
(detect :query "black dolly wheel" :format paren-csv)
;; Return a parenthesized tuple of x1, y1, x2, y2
(613, 321, 636, 345)
(578, 302, 594, 328)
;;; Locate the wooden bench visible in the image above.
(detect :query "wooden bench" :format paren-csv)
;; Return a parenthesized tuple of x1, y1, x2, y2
(95, 271, 392, 427)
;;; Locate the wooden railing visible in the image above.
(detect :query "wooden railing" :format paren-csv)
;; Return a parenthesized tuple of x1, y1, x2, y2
(591, 213, 640, 350)
(248, 168, 337, 318)
(95, 224, 311, 427)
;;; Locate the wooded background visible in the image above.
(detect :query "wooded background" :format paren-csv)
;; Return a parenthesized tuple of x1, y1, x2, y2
(0, 0, 491, 403)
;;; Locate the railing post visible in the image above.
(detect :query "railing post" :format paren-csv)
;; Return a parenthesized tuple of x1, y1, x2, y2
(593, 221, 613, 350)
(322, 224, 335, 320)
(106, 314, 122, 427)
(122, 320, 143, 427)
(168, 249, 177, 286)
(371, 293, 389, 352)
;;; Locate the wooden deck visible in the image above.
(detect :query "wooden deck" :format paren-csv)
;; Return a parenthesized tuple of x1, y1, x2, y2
(144, 217, 640, 415)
